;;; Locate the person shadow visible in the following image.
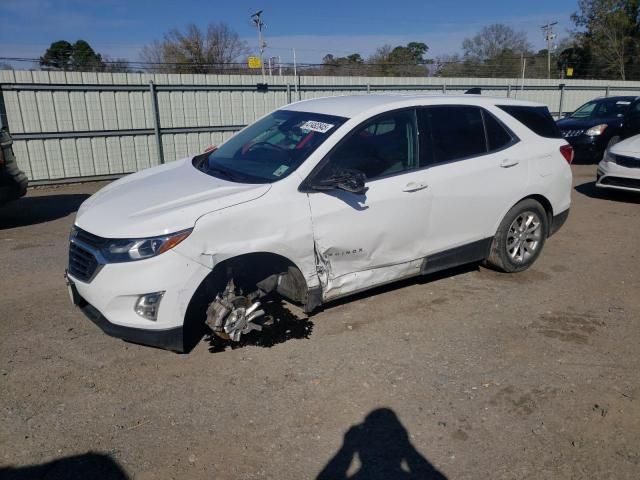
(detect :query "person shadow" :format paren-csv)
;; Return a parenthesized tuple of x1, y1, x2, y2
(317, 408, 447, 480)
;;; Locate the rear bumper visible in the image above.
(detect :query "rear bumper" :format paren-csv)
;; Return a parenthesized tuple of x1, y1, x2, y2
(0, 170, 28, 203)
(549, 208, 570, 237)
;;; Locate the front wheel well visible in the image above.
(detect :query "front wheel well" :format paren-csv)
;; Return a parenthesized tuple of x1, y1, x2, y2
(182, 252, 309, 350)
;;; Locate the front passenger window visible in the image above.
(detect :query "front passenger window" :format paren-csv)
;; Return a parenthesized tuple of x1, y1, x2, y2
(318, 110, 417, 181)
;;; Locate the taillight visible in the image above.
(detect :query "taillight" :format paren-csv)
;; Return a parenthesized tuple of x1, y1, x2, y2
(560, 144, 574, 164)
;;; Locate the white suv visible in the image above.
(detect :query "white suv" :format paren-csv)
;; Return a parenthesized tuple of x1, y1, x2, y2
(65, 95, 573, 352)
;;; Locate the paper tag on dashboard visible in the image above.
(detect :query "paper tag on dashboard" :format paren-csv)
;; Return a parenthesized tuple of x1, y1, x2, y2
(273, 165, 290, 177)
(300, 120, 335, 133)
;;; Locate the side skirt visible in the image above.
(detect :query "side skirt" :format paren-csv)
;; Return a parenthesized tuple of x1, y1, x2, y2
(420, 238, 493, 275)
(305, 237, 493, 313)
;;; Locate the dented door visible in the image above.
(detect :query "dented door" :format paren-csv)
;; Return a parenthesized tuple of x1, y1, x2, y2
(307, 173, 431, 300)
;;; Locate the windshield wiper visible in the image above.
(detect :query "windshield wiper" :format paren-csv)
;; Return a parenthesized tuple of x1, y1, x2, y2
(205, 165, 241, 182)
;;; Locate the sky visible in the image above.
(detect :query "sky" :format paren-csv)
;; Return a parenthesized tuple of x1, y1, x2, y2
(0, 0, 580, 68)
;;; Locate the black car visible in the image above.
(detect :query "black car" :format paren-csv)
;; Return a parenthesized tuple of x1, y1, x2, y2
(556, 96, 640, 163)
(0, 128, 28, 205)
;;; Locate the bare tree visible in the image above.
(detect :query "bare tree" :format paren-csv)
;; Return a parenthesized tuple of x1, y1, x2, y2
(462, 23, 532, 62)
(140, 23, 249, 73)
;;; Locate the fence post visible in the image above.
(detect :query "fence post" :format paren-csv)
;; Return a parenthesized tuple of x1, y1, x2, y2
(605, 85, 610, 97)
(558, 83, 566, 120)
(442, 84, 446, 94)
(366, 84, 371, 94)
(286, 83, 291, 104)
(297, 74, 302, 101)
(507, 84, 512, 97)
(148, 81, 165, 165)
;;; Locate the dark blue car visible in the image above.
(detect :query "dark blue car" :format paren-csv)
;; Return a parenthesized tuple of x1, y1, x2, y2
(556, 96, 640, 163)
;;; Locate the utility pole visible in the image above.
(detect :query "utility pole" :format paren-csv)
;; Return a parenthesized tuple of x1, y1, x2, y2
(541, 21, 558, 79)
(251, 10, 266, 81)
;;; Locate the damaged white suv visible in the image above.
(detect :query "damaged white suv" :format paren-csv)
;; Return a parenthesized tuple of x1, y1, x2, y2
(66, 95, 573, 352)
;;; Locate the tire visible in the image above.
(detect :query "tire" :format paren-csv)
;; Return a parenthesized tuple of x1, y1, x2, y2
(486, 199, 548, 273)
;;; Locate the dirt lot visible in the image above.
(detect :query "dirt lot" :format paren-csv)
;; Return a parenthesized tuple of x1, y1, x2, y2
(1, 164, 639, 479)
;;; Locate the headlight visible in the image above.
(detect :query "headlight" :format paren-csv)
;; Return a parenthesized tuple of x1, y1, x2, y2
(604, 150, 617, 164)
(101, 229, 192, 263)
(585, 124, 608, 136)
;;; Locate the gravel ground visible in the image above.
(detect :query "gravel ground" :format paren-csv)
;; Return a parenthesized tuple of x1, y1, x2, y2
(1, 164, 639, 480)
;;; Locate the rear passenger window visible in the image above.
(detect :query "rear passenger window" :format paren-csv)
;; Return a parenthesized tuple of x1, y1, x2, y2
(418, 106, 486, 164)
(498, 105, 562, 138)
(484, 111, 514, 151)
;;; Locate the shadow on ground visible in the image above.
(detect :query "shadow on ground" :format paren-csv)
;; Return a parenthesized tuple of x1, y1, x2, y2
(0, 194, 89, 229)
(0, 452, 128, 480)
(317, 408, 447, 480)
(575, 181, 640, 204)
(206, 299, 314, 352)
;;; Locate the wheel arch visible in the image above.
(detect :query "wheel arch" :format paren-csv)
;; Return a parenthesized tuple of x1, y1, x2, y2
(521, 194, 554, 233)
(494, 194, 554, 239)
(182, 252, 313, 351)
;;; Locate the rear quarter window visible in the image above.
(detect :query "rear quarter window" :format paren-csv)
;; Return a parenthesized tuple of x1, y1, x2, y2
(498, 105, 562, 139)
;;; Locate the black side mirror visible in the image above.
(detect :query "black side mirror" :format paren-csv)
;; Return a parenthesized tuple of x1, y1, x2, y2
(311, 169, 368, 195)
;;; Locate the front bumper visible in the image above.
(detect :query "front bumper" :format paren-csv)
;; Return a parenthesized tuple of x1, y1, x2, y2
(68, 277, 186, 351)
(596, 160, 640, 192)
(565, 135, 608, 163)
(66, 248, 212, 352)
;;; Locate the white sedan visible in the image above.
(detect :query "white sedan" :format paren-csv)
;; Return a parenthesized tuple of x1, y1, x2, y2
(597, 134, 640, 192)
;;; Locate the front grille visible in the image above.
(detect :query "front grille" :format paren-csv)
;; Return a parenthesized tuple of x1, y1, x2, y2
(74, 228, 108, 248)
(562, 129, 585, 138)
(614, 155, 640, 169)
(68, 228, 104, 282)
(601, 176, 640, 189)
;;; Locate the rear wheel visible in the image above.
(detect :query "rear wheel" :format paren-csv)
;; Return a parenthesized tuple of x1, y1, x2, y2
(486, 199, 548, 273)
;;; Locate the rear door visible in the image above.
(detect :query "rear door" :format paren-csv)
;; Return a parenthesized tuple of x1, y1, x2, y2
(417, 105, 527, 256)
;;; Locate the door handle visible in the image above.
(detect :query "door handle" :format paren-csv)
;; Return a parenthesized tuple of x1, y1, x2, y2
(500, 158, 519, 168)
(402, 182, 429, 192)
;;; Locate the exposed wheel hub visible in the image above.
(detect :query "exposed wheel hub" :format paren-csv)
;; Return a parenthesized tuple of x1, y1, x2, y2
(206, 280, 266, 342)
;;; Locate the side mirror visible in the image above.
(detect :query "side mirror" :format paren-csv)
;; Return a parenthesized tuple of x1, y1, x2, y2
(311, 169, 368, 195)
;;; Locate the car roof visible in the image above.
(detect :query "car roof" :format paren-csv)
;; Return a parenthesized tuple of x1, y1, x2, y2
(590, 95, 639, 102)
(283, 94, 544, 119)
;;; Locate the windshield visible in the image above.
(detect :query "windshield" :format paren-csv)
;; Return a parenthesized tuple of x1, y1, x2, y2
(570, 98, 633, 119)
(196, 110, 347, 183)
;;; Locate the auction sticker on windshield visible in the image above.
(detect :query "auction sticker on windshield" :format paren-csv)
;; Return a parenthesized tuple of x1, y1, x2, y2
(300, 120, 335, 133)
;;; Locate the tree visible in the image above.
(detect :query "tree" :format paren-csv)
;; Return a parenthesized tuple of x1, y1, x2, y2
(462, 24, 532, 62)
(572, 0, 640, 80)
(367, 42, 431, 76)
(102, 56, 132, 73)
(321, 53, 364, 75)
(40, 40, 105, 71)
(70, 40, 103, 71)
(140, 23, 249, 73)
(40, 40, 74, 70)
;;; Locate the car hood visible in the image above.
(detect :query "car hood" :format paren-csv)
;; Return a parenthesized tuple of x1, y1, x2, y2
(556, 116, 620, 129)
(75, 157, 271, 238)
(610, 134, 640, 156)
